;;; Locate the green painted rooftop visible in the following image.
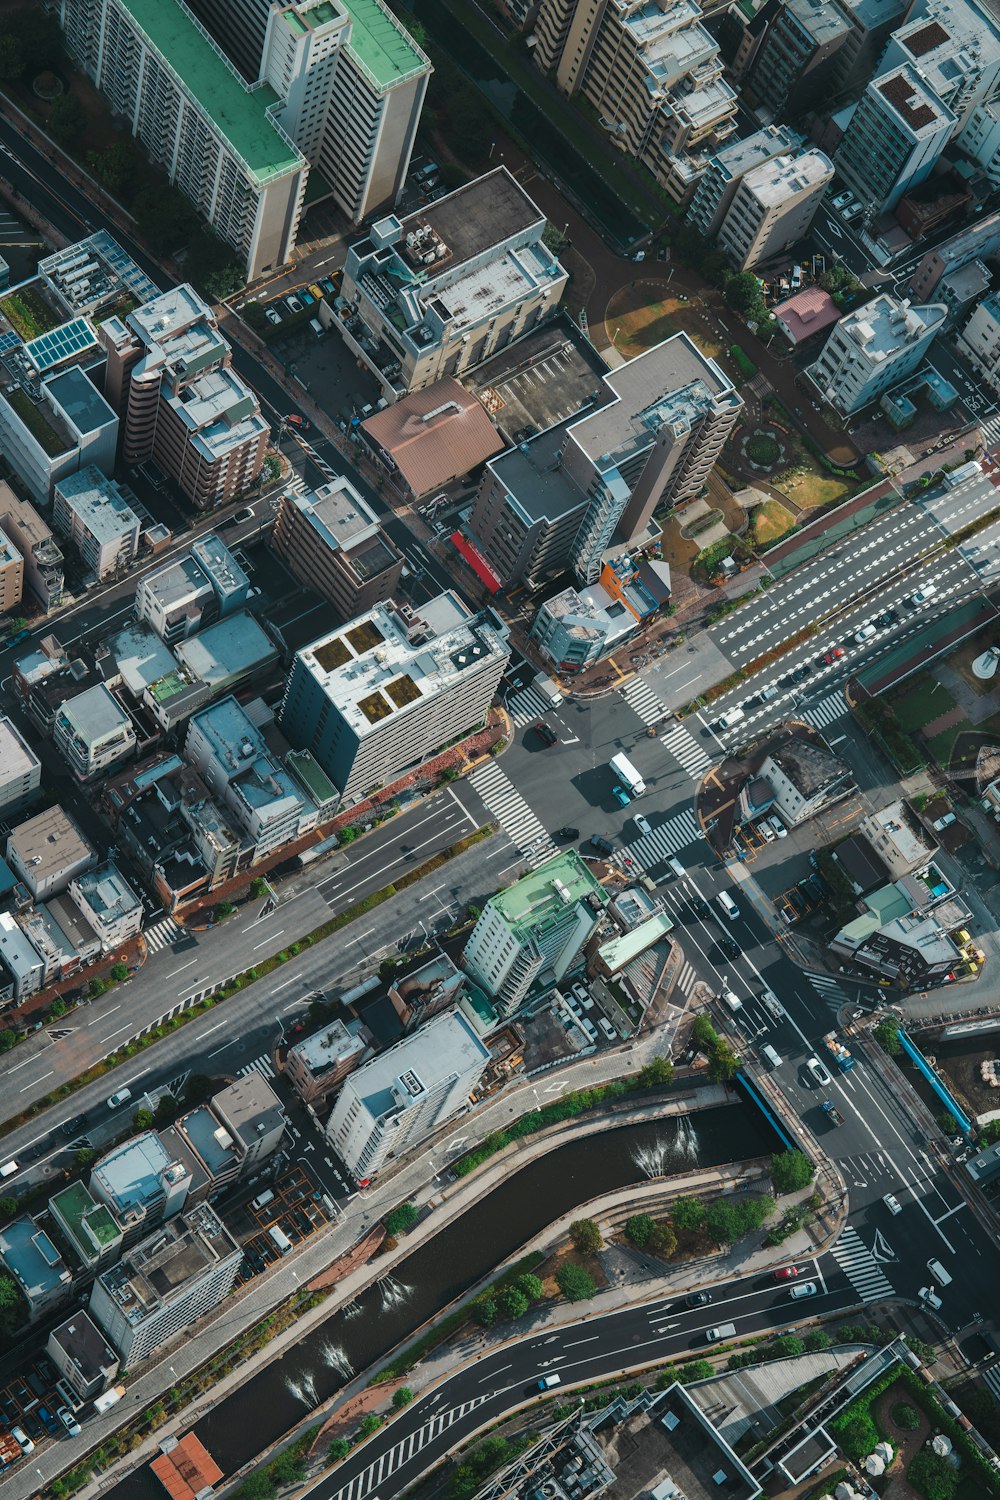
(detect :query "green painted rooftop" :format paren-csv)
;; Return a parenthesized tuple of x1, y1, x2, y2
(119, 0, 304, 183)
(51, 1181, 120, 1247)
(597, 912, 674, 971)
(343, 0, 428, 88)
(491, 851, 605, 930)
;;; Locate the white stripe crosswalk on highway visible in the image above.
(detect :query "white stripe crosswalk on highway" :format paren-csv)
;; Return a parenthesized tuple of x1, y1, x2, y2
(802, 692, 847, 730)
(829, 1226, 894, 1302)
(327, 1396, 490, 1500)
(507, 685, 555, 726)
(469, 762, 556, 867)
(621, 677, 666, 726)
(661, 724, 712, 779)
(617, 809, 701, 870)
(144, 917, 182, 953)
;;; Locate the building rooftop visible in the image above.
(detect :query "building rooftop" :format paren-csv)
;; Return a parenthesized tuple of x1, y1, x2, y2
(40, 231, 160, 319)
(873, 63, 957, 135)
(166, 365, 269, 463)
(599, 1386, 760, 1500)
(45, 365, 117, 435)
(211, 1073, 285, 1145)
(489, 850, 607, 932)
(346, 1010, 490, 1123)
(109, 625, 179, 697)
(361, 381, 504, 496)
(597, 911, 674, 970)
(699, 125, 804, 186)
(774, 286, 841, 343)
(343, 0, 430, 89)
(740, 148, 834, 206)
(57, 682, 132, 744)
(281, 476, 382, 552)
(49, 1311, 119, 1383)
(785, 0, 850, 44)
(73, 861, 142, 924)
(151, 1433, 224, 1500)
(0, 912, 42, 984)
(91, 1132, 188, 1215)
(7, 804, 94, 884)
(93, 1203, 238, 1327)
(188, 696, 306, 815)
(174, 612, 276, 686)
(0, 1217, 72, 1302)
(49, 1182, 121, 1258)
(176, 1105, 239, 1177)
(289, 1017, 366, 1078)
(0, 715, 40, 785)
(768, 737, 851, 795)
(832, 292, 947, 359)
(115, 0, 304, 183)
(863, 800, 935, 866)
(54, 467, 140, 543)
(400, 167, 544, 272)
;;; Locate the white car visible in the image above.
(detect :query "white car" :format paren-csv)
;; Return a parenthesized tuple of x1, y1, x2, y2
(285, 294, 303, 314)
(598, 1016, 617, 1041)
(790, 1281, 818, 1298)
(633, 813, 652, 836)
(757, 820, 776, 843)
(57, 1406, 82, 1438)
(918, 1285, 942, 1308)
(841, 200, 863, 222)
(883, 1192, 902, 1215)
(854, 623, 877, 644)
(806, 1056, 832, 1086)
(831, 190, 854, 210)
(264, 306, 281, 326)
(571, 981, 590, 1004)
(767, 814, 787, 839)
(11, 1426, 33, 1455)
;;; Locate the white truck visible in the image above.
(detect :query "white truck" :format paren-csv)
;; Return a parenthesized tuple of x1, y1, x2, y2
(610, 752, 645, 796)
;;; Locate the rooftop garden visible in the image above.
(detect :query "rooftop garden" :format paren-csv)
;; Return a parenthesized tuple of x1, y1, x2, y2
(314, 636, 351, 671)
(358, 690, 393, 724)
(0, 285, 62, 340)
(6, 385, 67, 456)
(384, 673, 421, 708)
(347, 620, 385, 654)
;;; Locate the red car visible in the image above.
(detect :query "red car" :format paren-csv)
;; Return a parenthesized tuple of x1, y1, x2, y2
(823, 646, 845, 664)
(285, 413, 311, 431)
(773, 1265, 799, 1281)
(534, 720, 558, 746)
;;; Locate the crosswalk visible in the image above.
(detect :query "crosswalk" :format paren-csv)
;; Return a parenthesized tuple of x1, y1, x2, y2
(621, 677, 666, 726)
(981, 1363, 1000, 1403)
(144, 917, 182, 954)
(327, 1395, 490, 1500)
(469, 761, 556, 867)
(829, 1226, 895, 1303)
(804, 970, 852, 1012)
(507, 685, 556, 727)
(617, 808, 701, 871)
(661, 723, 713, 779)
(980, 413, 1000, 449)
(239, 1054, 276, 1081)
(284, 471, 308, 495)
(676, 959, 698, 998)
(802, 692, 847, 730)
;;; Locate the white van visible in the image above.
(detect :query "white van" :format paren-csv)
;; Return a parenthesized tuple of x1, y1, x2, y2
(908, 581, 938, 607)
(538, 1374, 562, 1390)
(721, 990, 743, 1013)
(309, 317, 324, 337)
(927, 1258, 952, 1286)
(251, 1189, 275, 1211)
(714, 707, 745, 730)
(0, 1159, 18, 1179)
(761, 1043, 783, 1069)
(668, 857, 686, 879)
(269, 1225, 293, 1255)
(717, 891, 739, 921)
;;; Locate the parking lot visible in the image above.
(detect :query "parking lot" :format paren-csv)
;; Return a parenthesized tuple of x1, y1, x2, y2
(233, 1163, 334, 1284)
(0, 1352, 74, 1464)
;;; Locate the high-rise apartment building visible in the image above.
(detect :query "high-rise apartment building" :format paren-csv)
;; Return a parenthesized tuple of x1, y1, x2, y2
(325, 1012, 490, 1178)
(0, 523, 22, 615)
(271, 478, 404, 620)
(466, 334, 742, 591)
(0, 717, 41, 820)
(807, 293, 947, 413)
(463, 851, 609, 1013)
(878, 0, 1000, 134)
(956, 289, 1000, 393)
(716, 149, 834, 270)
(60, 0, 307, 279)
(100, 285, 269, 511)
(688, 126, 803, 238)
(281, 592, 509, 803)
(835, 63, 955, 211)
(738, 0, 850, 118)
(136, 534, 249, 644)
(531, 0, 737, 201)
(52, 467, 141, 582)
(0, 486, 63, 612)
(88, 1204, 241, 1364)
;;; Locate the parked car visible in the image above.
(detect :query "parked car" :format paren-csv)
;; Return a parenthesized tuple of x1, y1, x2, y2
(831, 190, 854, 210)
(633, 813, 652, 836)
(773, 1266, 798, 1281)
(534, 720, 558, 746)
(757, 820, 776, 843)
(264, 306, 281, 326)
(60, 1114, 85, 1137)
(284, 294, 303, 313)
(299, 288, 315, 305)
(590, 834, 614, 855)
(36, 1407, 59, 1435)
(11, 1425, 34, 1455)
(56, 1407, 81, 1438)
(767, 814, 787, 839)
(842, 201, 863, 222)
(318, 276, 337, 296)
(555, 826, 579, 841)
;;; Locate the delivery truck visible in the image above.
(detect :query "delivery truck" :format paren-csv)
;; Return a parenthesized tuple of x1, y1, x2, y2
(610, 752, 645, 796)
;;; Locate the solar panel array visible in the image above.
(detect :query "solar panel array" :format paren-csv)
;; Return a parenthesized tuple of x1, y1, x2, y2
(25, 316, 96, 373)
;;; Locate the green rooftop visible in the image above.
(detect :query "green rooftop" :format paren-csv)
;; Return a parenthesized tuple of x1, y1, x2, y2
(598, 912, 674, 973)
(50, 1181, 120, 1252)
(491, 851, 607, 933)
(343, 0, 429, 90)
(118, 0, 304, 183)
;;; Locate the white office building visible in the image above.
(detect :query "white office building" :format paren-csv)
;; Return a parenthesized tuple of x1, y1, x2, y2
(688, 125, 804, 238)
(52, 467, 141, 582)
(879, 0, 1000, 134)
(807, 293, 947, 414)
(69, 863, 144, 952)
(957, 288, 1000, 392)
(325, 1011, 490, 1179)
(717, 149, 833, 270)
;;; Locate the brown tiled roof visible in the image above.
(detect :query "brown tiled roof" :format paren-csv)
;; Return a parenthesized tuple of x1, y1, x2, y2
(878, 72, 937, 129)
(151, 1434, 224, 1500)
(906, 19, 949, 55)
(361, 379, 504, 499)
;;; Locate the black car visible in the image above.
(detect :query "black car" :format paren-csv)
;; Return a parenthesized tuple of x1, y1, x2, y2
(686, 1291, 712, 1308)
(61, 1114, 86, 1138)
(792, 663, 813, 682)
(690, 895, 711, 918)
(590, 834, 614, 855)
(877, 609, 899, 628)
(555, 826, 580, 841)
(717, 935, 741, 960)
(534, 720, 558, 746)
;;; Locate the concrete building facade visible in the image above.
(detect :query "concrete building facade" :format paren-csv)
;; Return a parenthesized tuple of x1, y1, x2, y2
(53, 683, 137, 782)
(0, 485, 64, 612)
(6, 805, 97, 900)
(0, 523, 22, 615)
(807, 293, 947, 413)
(717, 149, 833, 270)
(271, 478, 404, 621)
(52, 467, 142, 582)
(135, 534, 249, 644)
(688, 125, 804, 238)
(0, 716, 41, 819)
(956, 288, 1000, 392)
(835, 63, 955, 211)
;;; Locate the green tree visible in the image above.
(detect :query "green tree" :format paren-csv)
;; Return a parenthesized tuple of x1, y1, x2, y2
(0, 1275, 20, 1309)
(893, 1403, 921, 1430)
(49, 996, 67, 1017)
(0, 35, 25, 81)
(570, 1218, 602, 1255)
(706, 1200, 742, 1245)
(496, 1286, 529, 1320)
(75, 1147, 96, 1168)
(249, 877, 269, 898)
(722, 270, 767, 321)
(671, 1196, 706, 1232)
(515, 1273, 544, 1302)
(358, 1414, 383, 1437)
(804, 1329, 831, 1351)
(556, 1263, 596, 1302)
(639, 1056, 675, 1087)
(13, 11, 63, 72)
(0, 1196, 16, 1218)
(155, 1092, 177, 1123)
(691, 1014, 718, 1051)
(185, 1073, 213, 1103)
(768, 1334, 804, 1358)
(133, 1107, 155, 1130)
(707, 1039, 740, 1082)
(874, 1017, 902, 1055)
(647, 1221, 677, 1258)
(328, 1438, 352, 1462)
(625, 1213, 654, 1248)
(908, 1451, 958, 1500)
(676, 1358, 714, 1383)
(771, 1150, 815, 1194)
(47, 94, 83, 147)
(133, 183, 197, 249)
(0, 1028, 16, 1052)
(833, 1411, 880, 1462)
(384, 1202, 418, 1236)
(269, 1452, 305, 1485)
(110, 962, 129, 982)
(735, 1196, 774, 1234)
(473, 1299, 497, 1327)
(239, 1474, 275, 1500)
(243, 301, 268, 334)
(261, 455, 282, 484)
(86, 142, 139, 197)
(392, 1387, 414, 1410)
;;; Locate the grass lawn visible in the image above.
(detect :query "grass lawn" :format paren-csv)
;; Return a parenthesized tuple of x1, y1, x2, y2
(776, 463, 851, 509)
(605, 286, 724, 360)
(889, 673, 954, 734)
(927, 718, 975, 766)
(755, 500, 796, 544)
(614, 302, 679, 358)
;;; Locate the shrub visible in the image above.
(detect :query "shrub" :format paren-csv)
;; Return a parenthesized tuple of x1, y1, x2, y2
(392, 1387, 414, 1410)
(133, 1108, 154, 1130)
(647, 1222, 676, 1257)
(384, 1202, 418, 1237)
(515, 1273, 545, 1302)
(893, 1403, 921, 1431)
(671, 1196, 706, 1232)
(110, 962, 129, 982)
(358, 1414, 383, 1437)
(834, 1410, 880, 1461)
(908, 1451, 958, 1500)
(771, 1149, 814, 1193)
(570, 1218, 602, 1255)
(474, 1299, 497, 1327)
(804, 1330, 831, 1351)
(328, 1438, 352, 1463)
(625, 1214, 654, 1248)
(874, 1017, 902, 1055)
(557, 1263, 596, 1302)
(497, 1287, 529, 1320)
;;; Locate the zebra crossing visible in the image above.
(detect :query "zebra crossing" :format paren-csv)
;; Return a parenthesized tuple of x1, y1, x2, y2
(507, 684, 556, 727)
(661, 723, 713, 779)
(981, 1363, 1000, 1404)
(469, 761, 556, 867)
(829, 1226, 895, 1303)
(239, 1054, 276, 1081)
(980, 412, 1000, 449)
(802, 692, 847, 730)
(143, 917, 183, 954)
(676, 959, 698, 998)
(804, 969, 852, 1011)
(284, 471, 307, 495)
(617, 808, 701, 871)
(327, 1396, 490, 1500)
(621, 677, 666, 726)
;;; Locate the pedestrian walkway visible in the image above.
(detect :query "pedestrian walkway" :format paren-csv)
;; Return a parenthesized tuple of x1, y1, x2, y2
(469, 762, 556, 867)
(621, 677, 666, 726)
(325, 1394, 490, 1500)
(507, 684, 556, 727)
(143, 918, 182, 954)
(661, 723, 713, 779)
(675, 959, 698, 999)
(804, 970, 852, 1013)
(239, 1054, 276, 1081)
(617, 809, 701, 870)
(802, 692, 847, 731)
(828, 1226, 894, 1303)
(982, 1363, 1000, 1404)
(981, 413, 1000, 450)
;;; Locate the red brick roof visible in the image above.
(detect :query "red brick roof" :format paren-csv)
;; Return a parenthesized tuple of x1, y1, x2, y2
(361, 380, 504, 499)
(773, 287, 841, 344)
(151, 1435, 224, 1500)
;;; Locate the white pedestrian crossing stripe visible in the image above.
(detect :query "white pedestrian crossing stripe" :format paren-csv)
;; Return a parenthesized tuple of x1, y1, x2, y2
(981, 413, 1000, 449)
(661, 723, 712, 779)
(327, 1395, 490, 1500)
(470, 762, 556, 867)
(508, 685, 556, 727)
(829, 1226, 894, 1303)
(239, 1054, 275, 1080)
(676, 961, 697, 997)
(621, 677, 666, 727)
(617, 809, 701, 870)
(804, 970, 851, 1010)
(802, 692, 846, 730)
(982, 1364, 1000, 1403)
(144, 917, 182, 953)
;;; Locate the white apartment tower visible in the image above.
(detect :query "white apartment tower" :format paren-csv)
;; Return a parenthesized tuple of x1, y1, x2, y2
(807, 293, 947, 413)
(717, 149, 834, 271)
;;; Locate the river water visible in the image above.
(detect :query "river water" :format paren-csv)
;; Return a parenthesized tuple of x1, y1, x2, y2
(113, 1099, 778, 1497)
